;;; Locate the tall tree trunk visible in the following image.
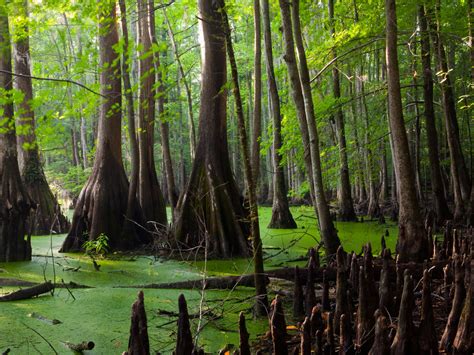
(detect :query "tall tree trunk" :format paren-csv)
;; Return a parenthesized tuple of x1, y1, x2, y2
(327, 0, 356, 221)
(13, 0, 69, 235)
(418, 5, 451, 223)
(385, 0, 426, 262)
(173, 0, 249, 258)
(429, 3, 471, 221)
(261, 0, 296, 229)
(163, 9, 196, 160)
(154, 20, 178, 217)
(281, 0, 341, 256)
(0, 5, 32, 261)
(251, 0, 262, 187)
(223, 7, 269, 316)
(61, 0, 149, 252)
(118, 0, 141, 235)
(136, 0, 167, 228)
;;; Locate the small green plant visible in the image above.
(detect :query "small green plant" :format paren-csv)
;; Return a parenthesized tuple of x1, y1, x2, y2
(82, 233, 109, 257)
(82, 234, 109, 271)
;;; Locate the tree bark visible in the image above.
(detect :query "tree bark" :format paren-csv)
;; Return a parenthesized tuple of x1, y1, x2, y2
(251, 0, 262, 187)
(14, 0, 69, 235)
(327, 0, 356, 222)
(283, 0, 341, 256)
(154, 15, 177, 218)
(0, 6, 32, 262)
(385, 0, 426, 262)
(163, 9, 196, 160)
(136, 0, 167, 228)
(429, 3, 471, 222)
(173, 0, 250, 258)
(118, 0, 141, 237)
(223, 7, 269, 315)
(418, 5, 451, 223)
(61, 0, 149, 252)
(261, 0, 296, 229)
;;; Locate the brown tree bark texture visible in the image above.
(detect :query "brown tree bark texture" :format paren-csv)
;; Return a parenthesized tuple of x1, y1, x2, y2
(14, 0, 69, 235)
(0, 6, 32, 262)
(61, 0, 149, 252)
(173, 0, 249, 257)
(385, 0, 426, 262)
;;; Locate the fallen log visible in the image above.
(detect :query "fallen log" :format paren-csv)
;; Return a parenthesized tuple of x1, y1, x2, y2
(0, 279, 91, 289)
(0, 278, 38, 287)
(120, 274, 269, 290)
(0, 281, 54, 301)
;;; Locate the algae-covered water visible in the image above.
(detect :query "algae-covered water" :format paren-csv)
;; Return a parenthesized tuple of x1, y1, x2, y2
(0, 206, 397, 354)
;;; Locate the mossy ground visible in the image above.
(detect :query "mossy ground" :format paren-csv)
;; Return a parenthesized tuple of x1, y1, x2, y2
(0, 206, 397, 354)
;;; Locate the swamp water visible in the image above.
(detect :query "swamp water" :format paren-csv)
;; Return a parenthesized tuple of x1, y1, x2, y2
(0, 206, 397, 354)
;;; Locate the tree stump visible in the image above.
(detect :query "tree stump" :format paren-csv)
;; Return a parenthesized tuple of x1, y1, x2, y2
(368, 310, 390, 355)
(293, 266, 305, 318)
(322, 269, 331, 312)
(452, 255, 473, 354)
(334, 246, 350, 334)
(305, 259, 316, 316)
(379, 249, 393, 315)
(418, 269, 438, 354)
(126, 291, 149, 355)
(238, 312, 251, 355)
(300, 317, 311, 355)
(176, 294, 194, 355)
(390, 270, 418, 354)
(440, 255, 466, 352)
(270, 296, 288, 355)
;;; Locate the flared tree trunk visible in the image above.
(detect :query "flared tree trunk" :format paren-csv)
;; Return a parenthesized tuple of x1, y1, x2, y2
(173, 0, 249, 258)
(136, 0, 167, 228)
(385, 0, 426, 262)
(13, 0, 69, 235)
(61, 0, 149, 252)
(328, 0, 356, 222)
(418, 5, 451, 223)
(0, 6, 32, 261)
(261, 0, 296, 229)
(282, 0, 341, 256)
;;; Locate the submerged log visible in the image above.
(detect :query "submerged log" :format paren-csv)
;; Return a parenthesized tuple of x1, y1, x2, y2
(176, 294, 194, 355)
(0, 281, 53, 301)
(126, 291, 149, 355)
(390, 271, 418, 355)
(126, 274, 267, 290)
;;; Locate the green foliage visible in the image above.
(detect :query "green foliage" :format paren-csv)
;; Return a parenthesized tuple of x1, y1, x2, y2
(82, 233, 109, 257)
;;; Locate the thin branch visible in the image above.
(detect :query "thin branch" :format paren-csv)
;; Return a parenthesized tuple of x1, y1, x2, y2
(0, 70, 105, 98)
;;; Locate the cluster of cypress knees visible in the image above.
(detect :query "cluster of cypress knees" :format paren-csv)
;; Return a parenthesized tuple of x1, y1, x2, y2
(123, 226, 473, 354)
